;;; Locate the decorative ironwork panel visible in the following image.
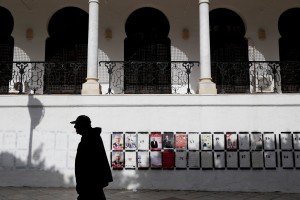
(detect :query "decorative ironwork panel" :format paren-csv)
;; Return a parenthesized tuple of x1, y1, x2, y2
(280, 62, 300, 93)
(43, 62, 87, 94)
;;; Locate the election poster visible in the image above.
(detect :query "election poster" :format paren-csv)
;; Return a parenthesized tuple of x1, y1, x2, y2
(150, 132, 162, 150)
(175, 133, 187, 150)
(112, 132, 124, 150)
(138, 132, 149, 150)
(125, 132, 137, 150)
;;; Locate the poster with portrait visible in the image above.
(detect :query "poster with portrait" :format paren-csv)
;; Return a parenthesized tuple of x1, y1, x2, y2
(175, 151, 187, 168)
(213, 132, 225, 150)
(125, 132, 137, 150)
(162, 151, 175, 169)
(251, 132, 263, 151)
(175, 133, 187, 150)
(201, 133, 212, 150)
(188, 151, 200, 168)
(239, 132, 250, 150)
(226, 132, 238, 150)
(162, 132, 174, 149)
(138, 132, 149, 150)
(150, 132, 162, 150)
(150, 151, 162, 168)
(188, 132, 199, 150)
(137, 151, 150, 168)
(111, 132, 124, 150)
(111, 151, 124, 169)
(125, 151, 136, 168)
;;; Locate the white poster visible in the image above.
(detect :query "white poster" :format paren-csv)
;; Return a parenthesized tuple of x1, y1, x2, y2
(138, 133, 149, 150)
(125, 151, 136, 168)
(213, 133, 225, 150)
(137, 151, 150, 168)
(188, 132, 199, 150)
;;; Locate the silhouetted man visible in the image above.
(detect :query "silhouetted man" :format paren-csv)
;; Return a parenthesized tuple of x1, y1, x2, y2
(71, 115, 113, 200)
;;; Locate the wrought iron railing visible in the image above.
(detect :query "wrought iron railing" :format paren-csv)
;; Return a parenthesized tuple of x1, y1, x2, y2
(212, 61, 300, 94)
(0, 61, 300, 95)
(99, 61, 198, 94)
(0, 61, 86, 94)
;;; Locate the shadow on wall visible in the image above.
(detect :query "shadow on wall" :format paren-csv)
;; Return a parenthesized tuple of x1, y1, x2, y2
(0, 145, 75, 187)
(0, 95, 75, 187)
(27, 95, 45, 167)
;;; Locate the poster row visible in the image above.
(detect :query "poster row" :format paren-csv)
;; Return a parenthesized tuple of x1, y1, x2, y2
(110, 132, 300, 151)
(111, 151, 300, 169)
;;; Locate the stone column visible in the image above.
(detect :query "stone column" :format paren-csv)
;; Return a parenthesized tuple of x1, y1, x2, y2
(198, 0, 217, 95)
(82, 0, 101, 95)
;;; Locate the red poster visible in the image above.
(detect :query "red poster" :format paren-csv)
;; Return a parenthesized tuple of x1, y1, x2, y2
(175, 133, 187, 150)
(162, 151, 175, 169)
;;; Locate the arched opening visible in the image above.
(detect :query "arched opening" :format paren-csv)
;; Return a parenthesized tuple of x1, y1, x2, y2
(279, 8, 300, 93)
(44, 7, 88, 94)
(0, 6, 14, 93)
(124, 7, 171, 94)
(210, 8, 249, 93)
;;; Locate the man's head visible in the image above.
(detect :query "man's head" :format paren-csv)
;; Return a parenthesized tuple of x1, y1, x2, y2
(115, 153, 121, 161)
(114, 135, 121, 144)
(70, 115, 91, 135)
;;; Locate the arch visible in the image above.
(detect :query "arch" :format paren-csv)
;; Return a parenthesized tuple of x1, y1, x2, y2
(278, 8, 300, 93)
(124, 7, 171, 94)
(44, 7, 88, 94)
(210, 8, 249, 93)
(0, 6, 14, 94)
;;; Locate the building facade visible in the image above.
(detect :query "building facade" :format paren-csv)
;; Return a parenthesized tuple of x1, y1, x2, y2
(0, 0, 300, 192)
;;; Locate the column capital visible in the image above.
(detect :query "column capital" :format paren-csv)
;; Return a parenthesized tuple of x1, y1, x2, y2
(89, 0, 99, 4)
(199, 0, 210, 4)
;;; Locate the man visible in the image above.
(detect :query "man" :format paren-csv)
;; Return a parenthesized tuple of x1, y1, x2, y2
(71, 115, 113, 200)
(112, 152, 124, 168)
(112, 135, 123, 150)
(150, 137, 158, 148)
(163, 135, 173, 148)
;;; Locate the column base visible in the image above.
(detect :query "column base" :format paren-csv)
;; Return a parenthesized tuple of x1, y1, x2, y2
(81, 79, 102, 95)
(198, 79, 217, 95)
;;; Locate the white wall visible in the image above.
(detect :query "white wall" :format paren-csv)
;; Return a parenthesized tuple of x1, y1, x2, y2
(0, 94, 300, 192)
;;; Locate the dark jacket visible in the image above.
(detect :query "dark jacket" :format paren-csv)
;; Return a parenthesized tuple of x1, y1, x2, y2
(75, 127, 113, 194)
